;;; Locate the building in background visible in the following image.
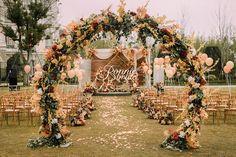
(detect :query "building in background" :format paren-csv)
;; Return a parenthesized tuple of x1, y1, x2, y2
(0, 0, 60, 82)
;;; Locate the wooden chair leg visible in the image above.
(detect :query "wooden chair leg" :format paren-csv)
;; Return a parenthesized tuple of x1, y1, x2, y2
(5, 113, 9, 125)
(30, 113, 33, 126)
(17, 112, 20, 125)
(213, 112, 215, 124)
(224, 110, 227, 123)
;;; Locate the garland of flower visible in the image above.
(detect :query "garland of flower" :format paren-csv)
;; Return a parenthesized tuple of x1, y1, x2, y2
(28, 0, 214, 150)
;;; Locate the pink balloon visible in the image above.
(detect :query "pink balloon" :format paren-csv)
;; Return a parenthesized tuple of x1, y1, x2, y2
(34, 71, 42, 81)
(67, 69, 75, 78)
(170, 67, 176, 75)
(226, 61, 234, 69)
(205, 58, 214, 66)
(165, 69, 174, 78)
(24, 65, 31, 74)
(35, 64, 42, 71)
(200, 53, 208, 62)
(223, 66, 231, 74)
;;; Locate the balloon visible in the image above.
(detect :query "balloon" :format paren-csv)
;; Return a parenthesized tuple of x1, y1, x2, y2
(164, 56, 171, 64)
(147, 69, 152, 75)
(205, 58, 214, 66)
(200, 53, 208, 62)
(166, 72, 174, 78)
(24, 65, 31, 74)
(67, 69, 75, 78)
(170, 67, 176, 75)
(165, 69, 174, 78)
(143, 65, 149, 72)
(35, 64, 42, 71)
(223, 66, 231, 74)
(226, 61, 234, 69)
(33, 71, 42, 81)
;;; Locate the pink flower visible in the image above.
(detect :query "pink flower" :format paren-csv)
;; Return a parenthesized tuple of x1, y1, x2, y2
(45, 49, 53, 60)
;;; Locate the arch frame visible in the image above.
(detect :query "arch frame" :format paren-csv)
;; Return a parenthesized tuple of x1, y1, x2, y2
(28, 1, 214, 151)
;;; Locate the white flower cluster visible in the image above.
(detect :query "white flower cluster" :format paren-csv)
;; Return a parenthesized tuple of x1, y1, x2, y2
(37, 88, 43, 95)
(179, 131, 185, 138)
(55, 133, 62, 139)
(51, 118, 58, 124)
(145, 36, 155, 48)
(119, 31, 139, 48)
(184, 119, 191, 127)
(188, 76, 195, 84)
(188, 103, 194, 110)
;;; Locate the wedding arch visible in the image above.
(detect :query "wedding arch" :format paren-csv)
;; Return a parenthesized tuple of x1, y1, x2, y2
(28, 0, 215, 151)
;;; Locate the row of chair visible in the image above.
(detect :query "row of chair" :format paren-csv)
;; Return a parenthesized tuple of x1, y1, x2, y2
(132, 87, 236, 124)
(0, 88, 94, 126)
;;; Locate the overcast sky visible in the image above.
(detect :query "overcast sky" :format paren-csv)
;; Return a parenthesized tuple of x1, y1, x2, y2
(59, 0, 236, 37)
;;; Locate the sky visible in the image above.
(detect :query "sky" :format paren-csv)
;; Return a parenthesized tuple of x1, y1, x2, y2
(58, 0, 236, 37)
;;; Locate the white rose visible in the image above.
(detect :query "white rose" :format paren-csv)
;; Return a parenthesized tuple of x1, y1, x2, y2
(56, 133, 62, 139)
(184, 119, 191, 127)
(37, 88, 43, 95)
(179, 131, 185, 138)
(193, 83, 200, 88)
(51, 118, 58, 124)
(188, 103, 194, 110)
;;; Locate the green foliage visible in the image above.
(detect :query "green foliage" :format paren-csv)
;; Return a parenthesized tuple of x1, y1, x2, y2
(3, 0, 24, 27)
(90, 40, 115, 49)
(1, 26, 18, 41)
(1, 0, 57, 62)
(204, 46, 222, 79)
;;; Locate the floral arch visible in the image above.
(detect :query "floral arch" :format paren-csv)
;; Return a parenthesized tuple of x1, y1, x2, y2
(28, 0, 215, 151)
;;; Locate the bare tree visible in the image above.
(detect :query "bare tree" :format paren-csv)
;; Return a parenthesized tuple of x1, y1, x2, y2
(214, 2, 236, 79)
(179, 5, 189, 37)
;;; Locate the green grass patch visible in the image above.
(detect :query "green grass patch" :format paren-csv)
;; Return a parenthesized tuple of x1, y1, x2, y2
(0, 96, 236, 157)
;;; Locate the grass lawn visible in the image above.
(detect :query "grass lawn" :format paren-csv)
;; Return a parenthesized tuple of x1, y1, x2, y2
(1, 96, 236, 157)
(0, 86, 33, 95)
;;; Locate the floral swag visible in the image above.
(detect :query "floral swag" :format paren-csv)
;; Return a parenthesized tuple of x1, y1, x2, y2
(28, 0, 216, 151)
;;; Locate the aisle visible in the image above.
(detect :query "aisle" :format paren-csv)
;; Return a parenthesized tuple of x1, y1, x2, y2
(68, 95, 176, 157)
(72, 96, 169, 156)
(75, 96, 151, 150)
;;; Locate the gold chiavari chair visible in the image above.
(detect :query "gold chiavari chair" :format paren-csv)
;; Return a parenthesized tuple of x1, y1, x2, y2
(224, 95, 236, 123)
(3, 98, 20, 125)
(206, 95, 217, 124)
